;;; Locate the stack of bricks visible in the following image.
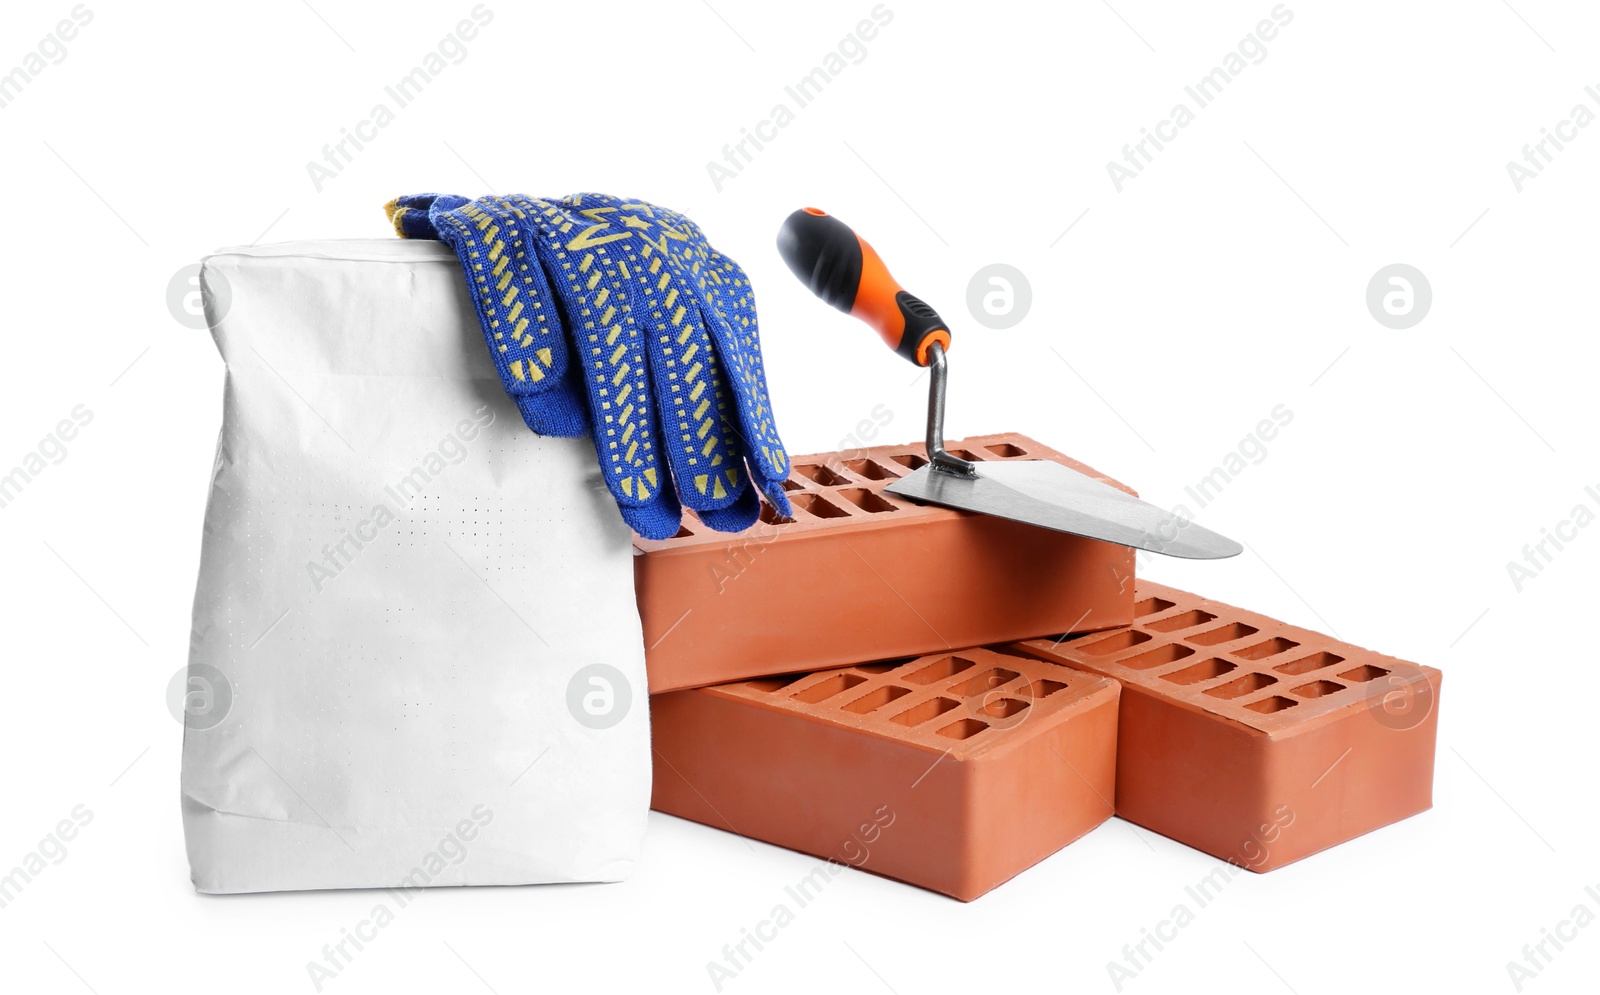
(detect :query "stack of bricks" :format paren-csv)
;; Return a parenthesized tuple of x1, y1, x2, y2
(637, 436, 1441, 900)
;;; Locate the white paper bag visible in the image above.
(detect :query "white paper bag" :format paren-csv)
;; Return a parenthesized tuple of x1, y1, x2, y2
(182, 239, 649, 894)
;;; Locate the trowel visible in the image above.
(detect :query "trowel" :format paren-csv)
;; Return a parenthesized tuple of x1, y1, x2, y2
(777, 207, 1242, 560)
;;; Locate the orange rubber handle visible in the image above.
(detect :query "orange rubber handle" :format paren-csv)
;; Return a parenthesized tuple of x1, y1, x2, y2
(776, 208, 952, 366)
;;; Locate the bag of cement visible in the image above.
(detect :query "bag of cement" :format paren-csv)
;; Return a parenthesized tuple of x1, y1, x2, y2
(181, 239, 648, 894)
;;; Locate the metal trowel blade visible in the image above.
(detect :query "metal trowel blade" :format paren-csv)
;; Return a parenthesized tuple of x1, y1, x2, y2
(886, 459, 1243, 560)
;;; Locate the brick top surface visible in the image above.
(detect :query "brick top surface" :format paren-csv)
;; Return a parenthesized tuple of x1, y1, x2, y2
(698, 646, 1117, 760)
(1016, 581, 1440, 737)
(633, 433, 1134, 551)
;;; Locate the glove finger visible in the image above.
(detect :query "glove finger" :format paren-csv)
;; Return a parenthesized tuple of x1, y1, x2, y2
(606, 360, 691, 539)
(685, 273, 788, 486)
(548, 195, 788, 525)
(611, 199, 790, 488)
(546, 195, 758, 516)
(428, 196, 587, 437)
(624, 227, 756, 514)
(507, 195, 671, 512)
(641, 208, 792, 513)
(385, 193, 456, 238)
(695, 481, 760, 533)
(756, 474, 792, 517)
(612, 449, 684, 539)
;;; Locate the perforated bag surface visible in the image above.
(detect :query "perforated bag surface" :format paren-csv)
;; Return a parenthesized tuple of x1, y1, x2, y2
(182, 240, 649, 894)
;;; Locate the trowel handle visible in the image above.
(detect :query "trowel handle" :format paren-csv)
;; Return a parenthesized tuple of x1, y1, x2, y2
(776, 208, 953, 367)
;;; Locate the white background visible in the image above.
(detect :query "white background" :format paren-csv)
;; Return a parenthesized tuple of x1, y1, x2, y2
(1, 0, 1596, 992)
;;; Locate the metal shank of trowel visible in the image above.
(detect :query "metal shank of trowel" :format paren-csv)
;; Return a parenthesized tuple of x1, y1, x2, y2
(924, 343, 977, 478)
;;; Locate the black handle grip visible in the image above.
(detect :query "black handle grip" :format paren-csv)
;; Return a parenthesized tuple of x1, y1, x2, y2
(776, 207, 952, 366)
(776, 208, 862, 313)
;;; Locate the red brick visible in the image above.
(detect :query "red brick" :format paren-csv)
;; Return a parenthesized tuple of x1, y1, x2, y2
(634, 434, 1135, 693)
(1012, 581, 1441, 871)
(651, 647, 1119, 901)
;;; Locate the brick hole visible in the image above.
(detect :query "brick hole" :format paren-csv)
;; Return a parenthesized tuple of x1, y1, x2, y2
(891, 696, 959, 726)
(1148, 609, 1217, 632)
(1079, 630, 1153, 655)
(891, 453, 929, 470)
(1274, 651, 1345, 676)
(985, 443, 1028, 457)
(904, 656, 976, 685)
(977, 697, 1029, 719)
(1246, 695, 1299, 714)
(837, 487, 898, 514)
(1292, 680, 1345, 699)
(669, 524, 694, 539)
(842, 685, 912, 714)
(937, 718, 989, 740)
(1204, 672, 1277, 700)
(745, 673, 807, 693)
(844, 458, 899, 480)
(1026, 678, 1068, 698)
(792, 463, 850, 486)
(758, 503, 795, 526)
(1121, 643, 1195, 670)
(1236, 637, 1301, 660)
(791, 672, 867, 703)
(951, 667, 1021, 697)
(947, 448, 979, 461)
(1162, 658, 1236, 686)
(1189, 622, 1261, 646)
(780, 478, 803, 492)
(1337, 664, 1390, 683)
(790, 493, 849, 519)
(1134, 596, 1177, 617)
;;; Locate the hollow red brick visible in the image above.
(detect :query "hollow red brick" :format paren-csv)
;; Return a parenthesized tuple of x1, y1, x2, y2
(1011, 580, 1441, 871)
(634, 434, 1136, 693)
(650, 647, 1119, 901)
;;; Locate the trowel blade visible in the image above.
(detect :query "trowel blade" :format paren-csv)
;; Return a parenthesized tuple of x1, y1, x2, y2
(886, 459, 1243, 560)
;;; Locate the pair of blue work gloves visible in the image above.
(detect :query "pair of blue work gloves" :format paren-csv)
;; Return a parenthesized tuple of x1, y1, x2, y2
(386, 193, 790, 540)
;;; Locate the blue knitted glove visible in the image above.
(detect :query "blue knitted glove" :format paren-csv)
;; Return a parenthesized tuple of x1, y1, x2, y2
(385, 192, 791, 540)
